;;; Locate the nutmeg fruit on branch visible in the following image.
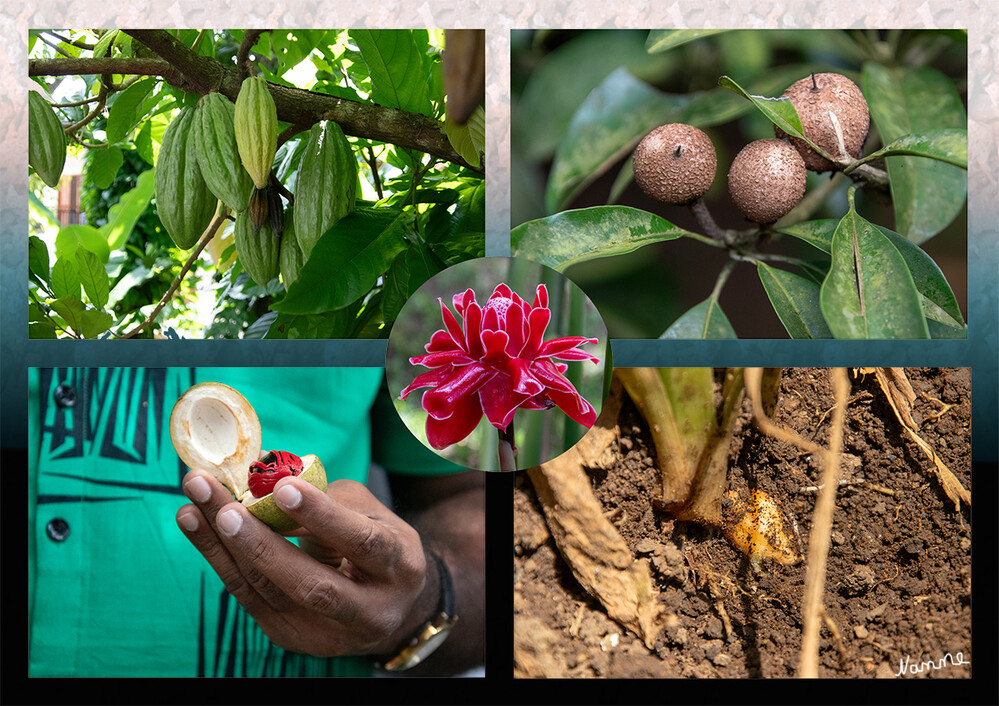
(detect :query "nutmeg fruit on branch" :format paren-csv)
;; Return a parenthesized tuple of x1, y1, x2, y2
(632, 123, 717, 205)
(774, 72, 870, 172)
(728, 138, 807, 224)
(170, 382, 327, 532)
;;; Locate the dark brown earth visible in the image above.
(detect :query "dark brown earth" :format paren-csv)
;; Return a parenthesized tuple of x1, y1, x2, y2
(513, 368, 971, 679)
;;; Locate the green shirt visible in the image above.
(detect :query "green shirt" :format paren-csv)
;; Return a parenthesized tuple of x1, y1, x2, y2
(28, 367, 457, 677)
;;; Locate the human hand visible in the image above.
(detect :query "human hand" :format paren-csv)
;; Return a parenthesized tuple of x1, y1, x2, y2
(176, 470, 439, 659)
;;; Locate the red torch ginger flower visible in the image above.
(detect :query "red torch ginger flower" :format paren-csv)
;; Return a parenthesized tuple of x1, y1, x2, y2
(399, 283, 600, 450)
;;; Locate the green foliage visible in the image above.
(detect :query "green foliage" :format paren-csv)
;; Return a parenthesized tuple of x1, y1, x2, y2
(29, 28, 485, 339)
(511, 29, 967, 339)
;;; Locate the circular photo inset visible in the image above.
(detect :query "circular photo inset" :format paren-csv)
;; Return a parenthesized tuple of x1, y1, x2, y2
(386, 257, 609, 471)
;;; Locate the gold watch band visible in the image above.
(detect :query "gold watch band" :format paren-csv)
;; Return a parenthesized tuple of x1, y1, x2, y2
(378, 550, 457, 672)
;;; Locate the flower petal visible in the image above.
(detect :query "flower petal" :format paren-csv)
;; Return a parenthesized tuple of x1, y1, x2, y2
(546, 387, 597, 428)
(421, 364, 495, 420)
(537, 335, 600, 362)
(399, 367, 454, 400)
(425, 393, 484, 449)
(478, 375, 532, 430)
(438, 298, 467, 353)
(410, 349, 475, 369)
(463, 299, 484, 359)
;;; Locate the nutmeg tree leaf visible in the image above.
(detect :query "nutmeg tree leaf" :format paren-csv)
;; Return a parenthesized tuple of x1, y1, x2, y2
(819, 197, 929, 339)
(659, 298, 737, 339)
(862, 63, 967, 243)
(512, 205, 692, 272)
(777, 219, 965, 337)
(757, 262, 833, 339)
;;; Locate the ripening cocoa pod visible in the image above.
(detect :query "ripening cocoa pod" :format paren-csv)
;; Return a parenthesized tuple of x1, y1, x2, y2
(234, 76, 278, 189)
(279, 209, 305, 286)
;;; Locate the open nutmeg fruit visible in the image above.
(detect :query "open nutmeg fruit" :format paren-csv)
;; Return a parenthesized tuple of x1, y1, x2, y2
(170, 382, 327, 532)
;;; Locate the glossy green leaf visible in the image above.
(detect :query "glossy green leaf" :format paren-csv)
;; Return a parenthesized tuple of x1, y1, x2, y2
(511, 205, 694, 272)
(29, 236, 50, 286)
(718, 75, 804, 139)
(849, 128, 967, 170)
(50, 257, 80, 299)
(645, 30, 729, 53)
(274, 208, 410, 315)
(819, 200, 929, 339)
(757, 262, 833, 339)
(106, 77, 154, 144)
(350, 30, 431, 117)
(76, 248, 110, 310)
(660, 298, 737, 339)
(778, 219, 965, 333)
(101, 169, 156, 251)
(86, 146, 124, 190)
(862, 63, 967, 243)
(55, 224, 111, 264)
(50, 297, 113, 339)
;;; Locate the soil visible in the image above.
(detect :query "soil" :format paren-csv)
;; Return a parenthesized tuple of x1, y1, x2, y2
(513, 368, 972, 679)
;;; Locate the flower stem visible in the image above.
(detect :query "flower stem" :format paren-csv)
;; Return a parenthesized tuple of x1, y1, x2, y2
(497, 421, 517, 472)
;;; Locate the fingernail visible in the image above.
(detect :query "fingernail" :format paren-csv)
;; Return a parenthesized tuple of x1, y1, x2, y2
(178, 509, 199, 533)
(184, 475, 212, 503)
(275, 484, 302, 510)
(217, 508, 243, 537)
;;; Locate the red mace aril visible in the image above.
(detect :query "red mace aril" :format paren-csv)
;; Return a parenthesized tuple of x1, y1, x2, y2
(248, 450, 304, 498)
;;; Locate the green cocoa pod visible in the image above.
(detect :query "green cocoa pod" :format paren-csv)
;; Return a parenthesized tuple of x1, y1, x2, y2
(195, 92, 254, 212)
(279, 210, 305, 286)
(293, 120, 357, 258)
(28, 91, 67, 188)
(155, 107, 219, 249)
(234, 76, 277, 189)
(235, 209, 279, 284)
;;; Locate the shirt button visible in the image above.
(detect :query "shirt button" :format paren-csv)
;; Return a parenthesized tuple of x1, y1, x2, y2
(46, 518, 71, 542)
(54, 384, 77, 408)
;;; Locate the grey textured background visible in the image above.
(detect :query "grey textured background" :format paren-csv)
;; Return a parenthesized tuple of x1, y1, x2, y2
(4, 2, 997, 463)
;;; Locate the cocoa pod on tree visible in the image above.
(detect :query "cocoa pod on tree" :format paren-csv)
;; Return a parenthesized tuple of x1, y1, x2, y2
(234, 208, 280, 285)
(234, 76, 278, 190)
(28, 91, 67, 188)
(293, 120, 357, 259)
(279, 209, 305, 286)
(155, 107, 218, 249)
(195, 92, 254, 213)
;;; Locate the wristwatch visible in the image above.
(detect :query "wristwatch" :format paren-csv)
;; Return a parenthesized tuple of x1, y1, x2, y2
(379, 551, 458, 672)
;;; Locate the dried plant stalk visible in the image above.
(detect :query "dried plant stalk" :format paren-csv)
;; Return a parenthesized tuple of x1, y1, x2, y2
(526, 382, 662, 647)
(859, 367, 970, 511)
(799, 367, 850, 678)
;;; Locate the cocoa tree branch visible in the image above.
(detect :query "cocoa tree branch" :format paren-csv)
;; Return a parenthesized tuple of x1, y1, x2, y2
(31, 30, 480, 171)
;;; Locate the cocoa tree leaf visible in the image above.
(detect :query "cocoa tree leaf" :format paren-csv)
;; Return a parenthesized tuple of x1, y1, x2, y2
(105, 76, 154, 144)
(757, 262, 833, 339)
(350, 29, 432, 117)
(50, 257, 81, 300)
(85, 146, 124, 191)
(75, 247, 110, 310)
(819, 197, 929, 339)
(273, 208, 410, 315)
(512, 205, 692, 272)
